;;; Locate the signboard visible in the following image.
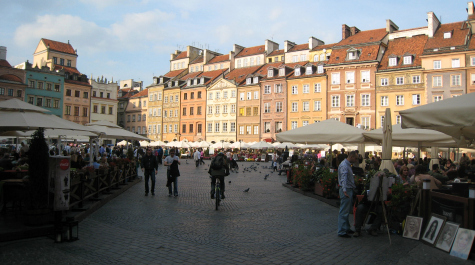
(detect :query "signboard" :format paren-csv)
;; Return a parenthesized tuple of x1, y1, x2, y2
(48, 156, 71, 211)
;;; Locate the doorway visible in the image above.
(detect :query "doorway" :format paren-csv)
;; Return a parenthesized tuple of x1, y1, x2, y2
(346, 117, 354, 126)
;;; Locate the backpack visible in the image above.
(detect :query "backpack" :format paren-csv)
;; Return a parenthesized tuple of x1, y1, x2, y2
(211, 155, 225, 170)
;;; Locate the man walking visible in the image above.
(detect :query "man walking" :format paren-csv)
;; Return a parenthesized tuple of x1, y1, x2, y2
(164, 149, 180, 197)
(337, 151, 358, 238)
(141, 148, 158, 196)
(193, 148, 201, 167)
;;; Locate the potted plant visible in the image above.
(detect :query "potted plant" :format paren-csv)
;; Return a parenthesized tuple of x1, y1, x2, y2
(25, 128, 53, 225)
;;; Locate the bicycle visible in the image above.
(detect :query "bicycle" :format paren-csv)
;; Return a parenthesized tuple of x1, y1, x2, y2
(215, 177, 221, 210)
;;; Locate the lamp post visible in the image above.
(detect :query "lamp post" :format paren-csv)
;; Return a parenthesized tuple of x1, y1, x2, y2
(239, 139, 242, 150)
(221, 139, 224, 150)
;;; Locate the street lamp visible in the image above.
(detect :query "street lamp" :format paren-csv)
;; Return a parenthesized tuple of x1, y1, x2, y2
(221, 139, 224, 150)
(239, 139, 242, 150)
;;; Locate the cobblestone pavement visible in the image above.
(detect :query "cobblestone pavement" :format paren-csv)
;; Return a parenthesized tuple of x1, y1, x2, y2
(1, 160, 474, 265)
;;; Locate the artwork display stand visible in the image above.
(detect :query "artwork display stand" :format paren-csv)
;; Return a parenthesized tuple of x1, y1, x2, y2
(363, 176, 392, 244)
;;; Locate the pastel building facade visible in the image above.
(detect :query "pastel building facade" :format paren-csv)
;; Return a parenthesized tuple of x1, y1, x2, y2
(90, 77, 118, 124)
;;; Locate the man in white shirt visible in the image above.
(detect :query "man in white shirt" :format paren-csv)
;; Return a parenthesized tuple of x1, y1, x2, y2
(193, 149, 201, 167)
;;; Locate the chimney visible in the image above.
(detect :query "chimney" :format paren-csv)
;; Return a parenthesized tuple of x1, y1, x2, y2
(342, 24, 351, 40)
(233, 44, 244, 55)
(0, 46, 6, 61)
(265, 39, 279, 54)
(386, 19, 399, 33)
(350, 26, 360, 36)
(427, 11, 440, 38)
(170, 50, 179, 60)
(203, 49, 215, 64)
(309, 36, 324, 49)
(469, 2, 475, 16)
(229, 51, 235, 70)
(284, 40, 295, 52)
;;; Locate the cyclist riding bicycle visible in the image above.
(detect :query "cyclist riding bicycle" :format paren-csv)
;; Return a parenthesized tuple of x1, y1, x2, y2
(208, 152, 229, 199)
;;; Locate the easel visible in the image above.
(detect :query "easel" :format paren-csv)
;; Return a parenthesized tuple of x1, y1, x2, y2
(363, 176, 392, 244)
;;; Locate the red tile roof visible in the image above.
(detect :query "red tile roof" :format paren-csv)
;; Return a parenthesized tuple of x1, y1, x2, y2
(164, 69, 187, 78)
(180, 71, 202, 81)
(335, 28, 387, 47)
(235, 45, 265, 58)
(42, 38, 76, 55)
(65, 79, 91, 86)
(424, 22, 469, 52)
(255, 62, 284, 77)
(131, 88, 149, 98)
(379, 34, 428, 71)
(208, 54, 229, 64)
(173, 51, 187, 60)
(0, 74, 23, 83)
(311, 43, 336, 51)
(198, 69, 228, 86)
(287, 62, 325, 79)
(54, 64, 81, 74)
(327, 45, 381, 65)
(190, 55, 203, 64)
(267, 49, 284, 56)
(225, 65, 263, 85)
(0, 60, 12, 68)
(287, 43, 308, 52)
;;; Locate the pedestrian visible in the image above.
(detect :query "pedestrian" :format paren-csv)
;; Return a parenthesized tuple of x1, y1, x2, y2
(193, 148, 201, 167)
(208, 152, 229, 199)
(164, 149, 180, 197)
(157, 146, 163, 164)
(200, 149, 205, 165)
(337, 151, 358, 238)
(141, 148, 158, 196)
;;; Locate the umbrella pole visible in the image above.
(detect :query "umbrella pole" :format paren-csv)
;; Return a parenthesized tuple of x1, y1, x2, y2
(89, 138, 93, 167)
(417, 142, 421, 165)
(403, 147, 406, 160)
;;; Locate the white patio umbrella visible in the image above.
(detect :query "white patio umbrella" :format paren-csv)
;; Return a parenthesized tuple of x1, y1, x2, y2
(400, 93, 475, 144)
(380, 108, 396, 174)
(249, 141, 274, 149)
(274, 142, 297, 149)
(117, 140, 131, 146)
(196, 141, 211, 148)
(150, 140, 166, 147)
(139, 140, 150, 147)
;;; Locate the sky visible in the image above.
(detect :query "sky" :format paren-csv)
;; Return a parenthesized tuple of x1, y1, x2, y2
(0, 0, 469, 87)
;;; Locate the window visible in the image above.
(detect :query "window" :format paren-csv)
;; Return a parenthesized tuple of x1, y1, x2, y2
(396, 77, 404, 85)
(175, 109, 178, 117)
(208, 106, 213, 114)
(314, 101, 321, 111)
(276, 102, 282, 112)
(433, 60, 441, 69)
(381, 78, 388, 86)
(237, 59, 241, 68)
(231, 104, 236, 113)
(215, 92, 221, 100)
(231, 122, 236, 132)
(314, 55, 319, 62)
(37, 82, 43, 90)
(381, 96, 388, 106)
(182, 124, 186, 133)
(67, 60, 71, 67)
(253, 107, 258, 116)
(314, 83, 321, 92)
(0, 88, 4, 95)
(433, 76, 442, 87)
(291, 102, 298, 112)
(17, 90, 22, 98)
(412, 94, 420, 105)
(396, 95, 404, 106)
(208, 92, 213, 100)
(246, 77, 251, 84)
(66, 89, 71, 96)
(303, 84, 309, 93)
(275, 84, 283, 93)
(174, 124, 178, 133)
(175, 95, 178, 102)
(164, 125, 167, 133)
(403, 56, 412, 65)
(132, 115, 136, 122)
(215, 123, 220, 132)
(331, 95, 340, 107)
(164, 110, 167, 117)
(346, 95, 354, 107)
(451, 75, 461, 86)
(53, 100, 59, 109)
(361, 94, 370, 106)
(55, 84, 60, 92)
(83, 92, 88, 98)
(197, 106, 202, 115)
(295, 68, 301, 76)
(27, 96, 34, 104)
(317, 65, 323, 74)
(36, 97, 43, 106)
(222, 123, 227, 132)
(137, 127, 141, 134)
(239, 108, 244, 117)
(348, 51, 357, 60)
(275, 122, 282, 133)
(264, 85, 271, 94)
(434, 95, 442, 102)
(292, 55, 298, 62)
(452, 59, 460, 68)
(240, 93, 244, 101)
(93, 105, 98, 113)
(158, 108, 162, 116)
(346, 72, 355, 83)
(183, 107, 186, 116)
(60, 58, 65, 65)
(264, 103, 270, 113)
(389, 57, 397, 66)
(362, 117, 370, 130)
(303, 101, 309, 111)
(74, 90, 80, 97)
(254, 91, 258, 99)
(264, 122, 270, 133)
(302, 121, 309, 126)
(53, 57, 57, 64)
(396, 115, 401, 124)
(472, 57, 475, 66)
(7, 89, 13, 96)
(197, 124, 202, 133)
(190, 107, 194, 115)
(66, 106, 71, 115)
(444, 32, 452, 39)
(291, 121, 298, 130)
(331, 73, 340, 84)
(361, 71, 370, 83)
(247, 92, 251, 100)
(279, 68, 285, 76)
(291, 85, 298, 94)
(300, 54, 306, 61)
(268, 69, 274, 77)
(127, 115, 130, 122)
(380, 116, 385, 127)
(158, 92, 163, 100)
(74, 106, 79, 116)
(46, 83, 52, 91)
(215, 105, 220, 114)
(306, 66, 312, 75)
(412, 75, 420, 84)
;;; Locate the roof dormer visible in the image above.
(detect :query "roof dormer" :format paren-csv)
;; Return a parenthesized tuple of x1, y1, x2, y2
(294, 65, 302, 76)
(388, 55, 398, 67)
(267, 67, 276, 78)
(304, 63, 314, 75)
(403, 53, 413, 65)
(346, 47, 360, 61)
(444, 30, 453, 39)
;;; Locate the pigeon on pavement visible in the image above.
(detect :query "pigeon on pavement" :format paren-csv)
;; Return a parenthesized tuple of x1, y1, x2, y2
(243, 188, 250, 192)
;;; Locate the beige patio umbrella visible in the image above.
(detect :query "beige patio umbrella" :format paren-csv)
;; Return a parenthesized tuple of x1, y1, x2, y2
(117, 140, 132, 146)
(400, 93, 475, 145)
(249, 141, 274, 149)
(379, 108, 396, 174)
(149, 140, 166, 147)
(139, 140, 150, 147)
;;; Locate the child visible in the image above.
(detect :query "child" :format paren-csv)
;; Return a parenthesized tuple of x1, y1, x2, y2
(273, 160, 278, 172)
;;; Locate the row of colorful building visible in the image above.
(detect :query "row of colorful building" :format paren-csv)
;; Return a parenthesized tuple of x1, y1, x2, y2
(1, 3, 475, 144)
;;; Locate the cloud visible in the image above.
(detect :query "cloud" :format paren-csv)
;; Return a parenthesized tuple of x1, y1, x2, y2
(269, 8, 283, 21)
(214, 25, 232, 44)
(78, 0, 132, 9)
